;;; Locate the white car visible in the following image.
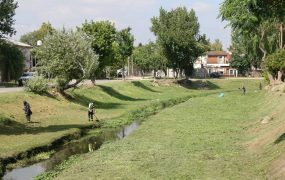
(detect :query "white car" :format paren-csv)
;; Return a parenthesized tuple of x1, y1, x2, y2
(18, 72, 36, 86)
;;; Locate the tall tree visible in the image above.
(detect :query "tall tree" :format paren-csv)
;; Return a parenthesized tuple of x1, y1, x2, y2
(20, 22, 55, 46)
(115, 27, 134, 80)
(34, 29, 98, 93)
(0, 41, 24, 81)
(133, 41, 168, 78)
(220, 0, 285, 84)
(151, 7, 210, 78)
(211, 39, 223, 51)
(0, 0, 18, 38)
(79, 20, 116, 78)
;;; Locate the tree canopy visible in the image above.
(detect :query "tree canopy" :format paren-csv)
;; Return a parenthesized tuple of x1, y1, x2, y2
(220, 0, 285, 83)
(151, 7, 209, 78)
(0, 41, 24, 81)
(79, 20, 116, 78)
(0, 0, 18, 38)
(211, 39, 223, 51)
(115, 27, 134, 79)
(34, 29, 98, 93)
(20, 22, 55, 46)
(133, 41, 167, 77)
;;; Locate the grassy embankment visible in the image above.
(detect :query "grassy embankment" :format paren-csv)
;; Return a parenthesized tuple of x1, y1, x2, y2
(50, 79, 285, 179)
(0, 79, 223, 160)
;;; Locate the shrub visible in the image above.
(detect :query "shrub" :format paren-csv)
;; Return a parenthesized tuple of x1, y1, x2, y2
(25, 76, 48, 94)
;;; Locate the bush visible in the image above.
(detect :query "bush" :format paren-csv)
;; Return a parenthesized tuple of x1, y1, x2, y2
(24, 76, 48, 94)
(55, 78, 68, 93)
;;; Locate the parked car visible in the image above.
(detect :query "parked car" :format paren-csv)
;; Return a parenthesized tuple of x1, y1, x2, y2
(117, 68, 127, 77)
(209, 72, 221, 78)
(18, 72, 36, 86)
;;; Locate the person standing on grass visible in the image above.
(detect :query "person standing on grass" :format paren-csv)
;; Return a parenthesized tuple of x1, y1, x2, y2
(23, 101, 32, 122)
(88, 102, 94, 121)
(242, 85, 246, 95)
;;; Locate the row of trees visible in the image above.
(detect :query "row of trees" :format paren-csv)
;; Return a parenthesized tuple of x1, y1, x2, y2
(20, 6, 210, 93)
(220, 0, 285, 84)
(1, 0, 210, 92)
(134, 7, 210, 79)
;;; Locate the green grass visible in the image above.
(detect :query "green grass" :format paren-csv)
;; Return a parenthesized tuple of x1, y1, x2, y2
(48, 79, 281, 180)
(3, 78, 276, 179)
(0, 79, 223, 158)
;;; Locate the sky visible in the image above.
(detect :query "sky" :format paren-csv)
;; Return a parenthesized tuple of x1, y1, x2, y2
(13, 0, 231, 49)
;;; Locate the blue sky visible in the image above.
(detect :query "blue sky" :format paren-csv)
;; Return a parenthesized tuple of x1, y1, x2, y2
(13, 0, 231, 49)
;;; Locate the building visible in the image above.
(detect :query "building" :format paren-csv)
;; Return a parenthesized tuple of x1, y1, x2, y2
(0, 39, 33, 82)
(194, 51, 238, 78)
(5, 38, 33, 71)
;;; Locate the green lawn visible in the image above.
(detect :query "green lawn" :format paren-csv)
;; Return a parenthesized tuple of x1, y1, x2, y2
(0, 80, 213, 158)
(50, 79, 284, 180)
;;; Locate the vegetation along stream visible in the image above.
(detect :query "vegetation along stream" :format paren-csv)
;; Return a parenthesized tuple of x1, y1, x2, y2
(2, 121, 140, 180)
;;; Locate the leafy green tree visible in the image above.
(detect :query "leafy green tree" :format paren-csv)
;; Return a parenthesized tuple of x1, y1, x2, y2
(220, 0, 285, 84)
(0, 41, 24, 81)
(211, 39, 223, 51)
(264, 49, 285, 84)
(20, 22, 55, 46)
(133, 42, 168, 78)
(229, 53, 251, 76)
(0, 0, 18, 38)
(34, 29, 98, 93)
(151, 7, 209, 78)
(79, 20, 116, 78)
(115, 27, 134, 79)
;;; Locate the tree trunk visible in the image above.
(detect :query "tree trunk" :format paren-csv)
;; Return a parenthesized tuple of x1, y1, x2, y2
(277, 70, 283, 82)
(268, 72, 275, 85)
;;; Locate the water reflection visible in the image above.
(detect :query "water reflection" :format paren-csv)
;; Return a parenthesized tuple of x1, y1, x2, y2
(3, 121, 141, 180)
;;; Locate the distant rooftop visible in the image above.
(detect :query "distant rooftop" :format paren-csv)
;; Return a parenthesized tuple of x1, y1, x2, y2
(207, 51, 228, 56)
(3, 38, 33, 48)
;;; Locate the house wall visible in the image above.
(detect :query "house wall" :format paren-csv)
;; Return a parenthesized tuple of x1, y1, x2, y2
(18, 47, 32, 71)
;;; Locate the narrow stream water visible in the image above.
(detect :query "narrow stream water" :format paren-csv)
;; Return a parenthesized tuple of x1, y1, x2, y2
(3, 121, 140, 180)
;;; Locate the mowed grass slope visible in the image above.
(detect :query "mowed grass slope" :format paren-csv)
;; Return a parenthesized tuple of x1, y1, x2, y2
(0, 80, 213, 158)
(54, 80, 279, 179)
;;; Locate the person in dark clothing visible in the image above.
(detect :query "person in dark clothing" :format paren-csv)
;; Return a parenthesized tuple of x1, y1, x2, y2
(242, 85, 246, 95)
(23, 101, 32, 122)
(88, 102, 94, 121)
(259, 82, 262, 90)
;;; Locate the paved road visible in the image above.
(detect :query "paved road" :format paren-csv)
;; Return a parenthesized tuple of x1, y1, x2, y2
(0, 87, 24, 93)
(0, 78, 145, 93)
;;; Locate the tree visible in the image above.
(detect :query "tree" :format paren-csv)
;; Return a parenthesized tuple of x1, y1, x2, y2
(115, 27, 134, 80)
(79, 20, 116, 78)
(20, 22, 55, 46)
(229, 53, 251, 76)
(211, 39, 223, 51)
(220, 0, 285, 84)
(0, 41, 24, 81)
(151, 7, 210, 79)
(34, 29, 98, 93)
(133, 42, 168, 78)
(264, 49, 285, 84)
(0, 0, 18, 38)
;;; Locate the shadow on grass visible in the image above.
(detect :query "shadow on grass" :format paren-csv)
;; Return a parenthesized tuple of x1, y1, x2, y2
(70, 93, 123, 109)
(97, 85, 145, 101)
(274, 133, 285, 144)
(0, 120, 88, 135)
(131, 81, 159, 92)
(178, 79, 220, 90)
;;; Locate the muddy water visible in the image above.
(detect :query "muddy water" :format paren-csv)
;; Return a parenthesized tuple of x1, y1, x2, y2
(3, 121, 140, 180)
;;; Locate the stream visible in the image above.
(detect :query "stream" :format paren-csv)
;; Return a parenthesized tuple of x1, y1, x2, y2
(2, 121, 140, 180)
